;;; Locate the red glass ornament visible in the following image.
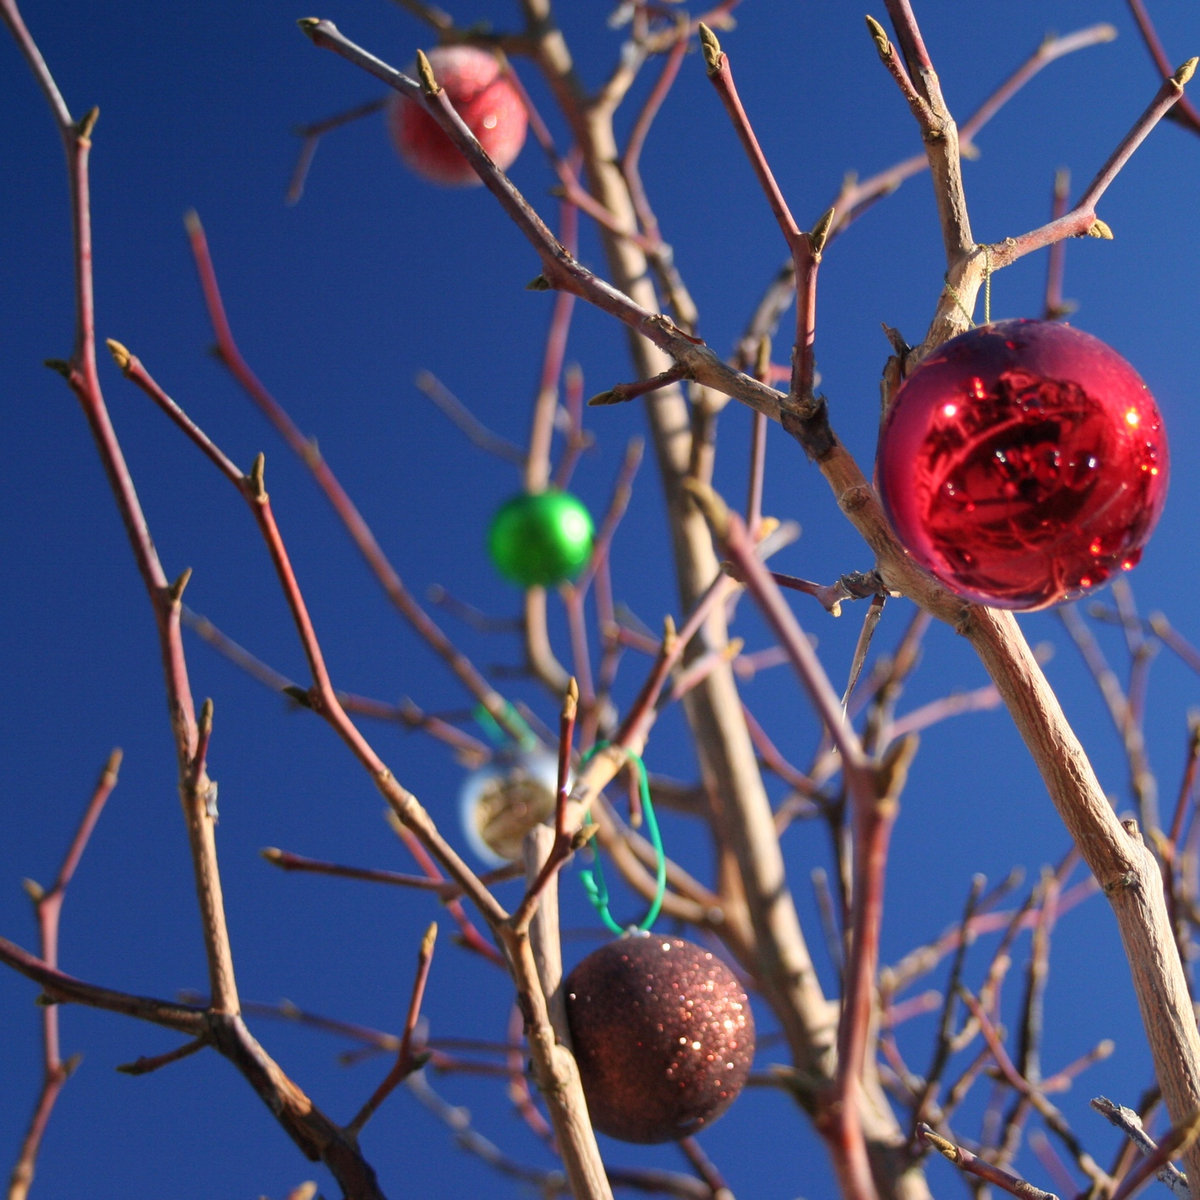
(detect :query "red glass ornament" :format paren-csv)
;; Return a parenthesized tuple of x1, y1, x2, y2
(876, 319, 1168, 609)
(564, 934, 755, 1144)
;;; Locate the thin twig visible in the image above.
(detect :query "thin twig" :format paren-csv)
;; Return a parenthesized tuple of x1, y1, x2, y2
(1125, 0, 1200, 134)
(8, 750, 121, 1200)
(184, 210, 531, 747)
(286, 97, 386, 204)
(347, 923, 438, 1135)
(918, 1124, 1059, 1199)
(1091, 1096, 1190, 1197)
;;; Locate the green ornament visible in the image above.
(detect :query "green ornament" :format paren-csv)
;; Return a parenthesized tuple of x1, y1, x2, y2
(488, 490, 595, 587)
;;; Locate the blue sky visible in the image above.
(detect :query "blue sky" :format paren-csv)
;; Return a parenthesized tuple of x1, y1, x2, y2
(2, 2, 1199, 1198)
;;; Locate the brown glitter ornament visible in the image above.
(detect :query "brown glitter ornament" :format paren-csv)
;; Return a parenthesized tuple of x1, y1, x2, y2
(563, 933, 755, 1143)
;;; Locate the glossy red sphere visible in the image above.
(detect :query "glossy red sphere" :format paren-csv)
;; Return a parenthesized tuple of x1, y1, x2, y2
(564, 934, 755, 1144)
(876, 320, 1168, 609)
(387, 46, 527, 187)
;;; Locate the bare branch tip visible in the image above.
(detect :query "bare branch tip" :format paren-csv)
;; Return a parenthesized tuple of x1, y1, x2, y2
(698, 23, 723, 74)
(865, 15, 891, 59)
(420, 921, 439, 955)
(106, 338, 132, 371)
(918, 1123, 956, 1159)
(247, 451, 267, 497)
(415, 49, 439, 94)
(296, 18, 321, 39)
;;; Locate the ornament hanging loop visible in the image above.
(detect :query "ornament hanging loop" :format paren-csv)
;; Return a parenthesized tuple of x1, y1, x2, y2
(577, 743, 667, 935)
(982, 244, 992, 325)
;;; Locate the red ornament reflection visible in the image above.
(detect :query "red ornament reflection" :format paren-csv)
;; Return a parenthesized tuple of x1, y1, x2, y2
(876, 319, 1168, 609)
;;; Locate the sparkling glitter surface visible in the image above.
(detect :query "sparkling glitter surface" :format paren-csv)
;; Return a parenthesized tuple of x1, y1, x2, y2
(876, 320, 1169, 609)
(563, 934, 755, 1144)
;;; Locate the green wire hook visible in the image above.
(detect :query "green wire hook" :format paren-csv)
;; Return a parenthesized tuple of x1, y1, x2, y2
(471, 700, 537, 751)
(577, 743, 667, 935)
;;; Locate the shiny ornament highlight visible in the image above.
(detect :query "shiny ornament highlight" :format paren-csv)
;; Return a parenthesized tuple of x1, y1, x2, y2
(564, 933, 755, 1144)
(387, 45, 527, 187)
(876, 319, 1168, 609)
(487, 491, 594, 587)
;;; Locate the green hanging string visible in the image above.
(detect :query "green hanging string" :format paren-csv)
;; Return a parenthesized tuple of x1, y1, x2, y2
(577, 742, 667, 935)
(472, 700, 537, 751)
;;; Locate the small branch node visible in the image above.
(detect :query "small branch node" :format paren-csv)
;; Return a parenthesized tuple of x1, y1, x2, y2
(571, 823, 599, 852)
(281, 684, 314, 708)
(76, 107, 100, 140)
(167, 568, 193, 606)
(247, 452, 268, 498)
(662, 612, 678, 650)
(878, 733, 919, 806)
(809, 206, 836, 255)
(682, 479, 731, 540)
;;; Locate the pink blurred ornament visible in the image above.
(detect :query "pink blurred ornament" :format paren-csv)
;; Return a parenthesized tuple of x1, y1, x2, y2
(876, 319, 1168, 610)
(387, 45, 527, 187)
